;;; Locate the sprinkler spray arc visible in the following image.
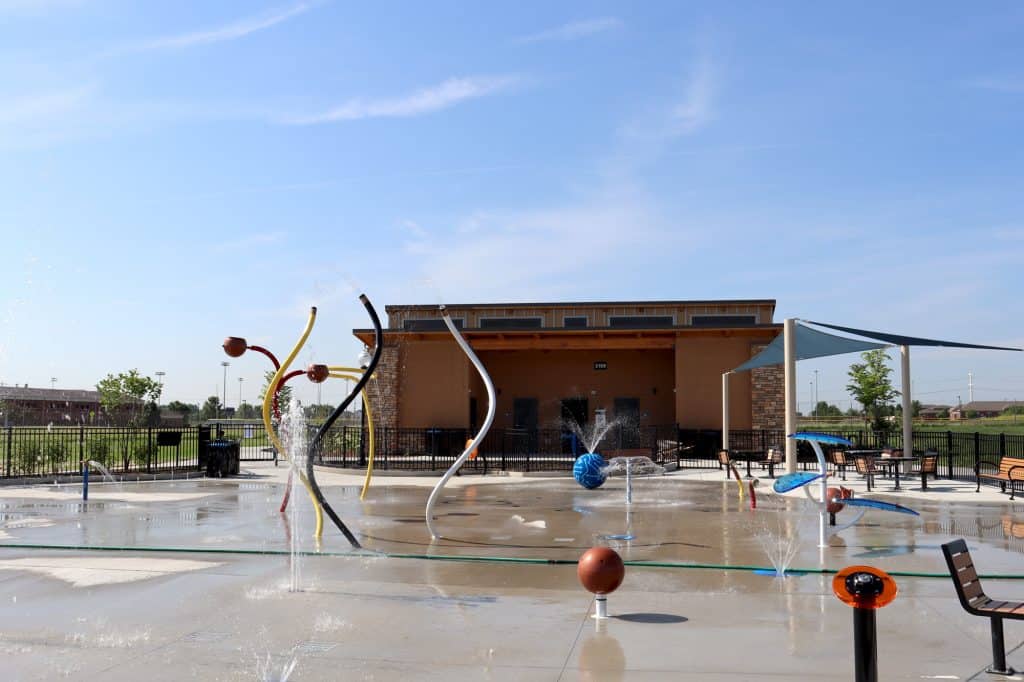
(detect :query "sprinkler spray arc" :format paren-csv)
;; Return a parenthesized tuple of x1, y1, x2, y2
(307, 294, 383, 549)
(425, 307, 497, 540)
(256, 307, 324, 538)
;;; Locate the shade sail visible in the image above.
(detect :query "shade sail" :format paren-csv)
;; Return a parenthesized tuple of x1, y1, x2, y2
(804, 321, 1022, 352)
(732, 323, 886, 373)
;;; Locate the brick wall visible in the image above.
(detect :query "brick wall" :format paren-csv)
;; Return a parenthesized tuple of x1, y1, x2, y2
(750, 343, 784, 431)
(364, 340, 401, 430)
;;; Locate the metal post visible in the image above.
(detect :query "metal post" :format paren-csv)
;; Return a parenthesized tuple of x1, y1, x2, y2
(5, 426, 12, 478)
(783, 319, 798, 473)
(989, 617, 1011, 675)
(721, 372, 730, 451)
(853, 606, 878, 682)
(947, 430, 954, 479)
(900, 345, 912, 457)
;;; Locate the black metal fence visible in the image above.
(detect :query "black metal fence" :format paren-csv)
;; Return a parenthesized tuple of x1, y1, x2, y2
(1, 423, 1022, 481)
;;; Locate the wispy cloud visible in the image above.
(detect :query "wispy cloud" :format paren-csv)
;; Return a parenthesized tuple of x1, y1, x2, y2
(282, 75, 520, 125)
(967, 75, 1024, 93)
(670, 55, 717, 136)
(513, 17, 622, 44)
(109, 2, 313, 54)
(616, 49, 719, 156)
(0, 85, 93, 125)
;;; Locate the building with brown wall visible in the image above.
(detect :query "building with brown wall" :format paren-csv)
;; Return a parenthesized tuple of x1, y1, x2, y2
(353, 300, 784, 434)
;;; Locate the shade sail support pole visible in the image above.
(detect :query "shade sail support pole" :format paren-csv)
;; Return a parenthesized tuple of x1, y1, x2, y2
(722, 372, 730, 451)
(784, 319, 798, 473)
(901, 345, 912, 456)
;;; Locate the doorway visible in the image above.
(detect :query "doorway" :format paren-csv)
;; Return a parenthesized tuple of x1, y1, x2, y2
(560, 397, 588, 454)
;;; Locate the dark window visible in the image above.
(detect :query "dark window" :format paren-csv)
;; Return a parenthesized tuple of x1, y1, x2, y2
(512, 398, 538, 430)
(608, 315, 673, 328)
(564, 316, 588, 328)
(403, 318, 464, 331)
(690, 315, 757, 327)
(479, 317, 542, 330)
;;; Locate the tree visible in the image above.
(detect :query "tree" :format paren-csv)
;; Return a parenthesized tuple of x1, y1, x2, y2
(813, 401, 842, 417)
(846, 350, 900, 431)
(200, 396, 222, 421)
(236, 403, 260, 420)
(96, 369, 162, 425)
(259, 370, 292, 414)
(304, 403, 333, 422)
(167, 400, 193, 424)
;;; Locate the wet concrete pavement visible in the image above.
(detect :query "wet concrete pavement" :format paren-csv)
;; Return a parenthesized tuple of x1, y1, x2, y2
(0, 464, 1023, 679)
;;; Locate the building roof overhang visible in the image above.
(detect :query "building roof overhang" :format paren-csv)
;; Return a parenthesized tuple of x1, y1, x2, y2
(353, 324, 782, 351)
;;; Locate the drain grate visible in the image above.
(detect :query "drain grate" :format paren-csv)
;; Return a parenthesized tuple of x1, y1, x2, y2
(295, 641, 338, 654)
(183, 631, 230, 643)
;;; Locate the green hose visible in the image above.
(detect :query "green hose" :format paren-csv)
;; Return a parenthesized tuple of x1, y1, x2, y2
(2, 541, 1024, 580)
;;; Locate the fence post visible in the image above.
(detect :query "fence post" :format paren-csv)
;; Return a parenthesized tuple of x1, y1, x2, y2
(147, 427, 153, 473)
(974, 432, 981, 483)
(78, 423, 85, 477)
(1000, 432, 1006, 456)
(501, 430, 506, 471)
(5, 426, 11, 478)
(946, 431, 954, 479)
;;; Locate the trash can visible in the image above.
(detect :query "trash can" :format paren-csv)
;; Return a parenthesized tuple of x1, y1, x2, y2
(206, 439, 240, 477)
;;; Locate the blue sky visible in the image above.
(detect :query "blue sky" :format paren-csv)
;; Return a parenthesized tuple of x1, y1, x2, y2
(1, 1, 1022, 411)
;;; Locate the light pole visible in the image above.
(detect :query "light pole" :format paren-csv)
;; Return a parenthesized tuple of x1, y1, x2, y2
(221, 361, 230, 419)
(155, 371, 165, 404)
(238, 376, 244, 414)
(814, 369, 819, 418)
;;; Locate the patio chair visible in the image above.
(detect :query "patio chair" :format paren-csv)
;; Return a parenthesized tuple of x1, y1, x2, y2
(854, 455, 880, 491)
(717, 449, 733, 479)
(910, 452, 939, 490)
(827, 449, 849, 481)
(759, 447, 783, 478)
(942, 539, 1024, 675)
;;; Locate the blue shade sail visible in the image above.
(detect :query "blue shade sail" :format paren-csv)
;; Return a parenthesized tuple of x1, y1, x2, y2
(805, 321, 1022, 352)
(731, 323, 886, 373)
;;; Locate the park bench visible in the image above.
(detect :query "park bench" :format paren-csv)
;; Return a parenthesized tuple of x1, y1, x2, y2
(976, 456, 1024, 500)
(942, 539, 1024, 675)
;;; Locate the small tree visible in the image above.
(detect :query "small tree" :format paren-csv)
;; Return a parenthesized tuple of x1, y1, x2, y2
(200, 396, 222, 421)
(259, 370, 293, 414)
(846, 349, 900, 431)
(96, 369, 162, 425)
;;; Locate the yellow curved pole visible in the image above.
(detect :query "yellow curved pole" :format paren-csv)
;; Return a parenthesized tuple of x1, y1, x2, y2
(327, 366, 364, 373)
(263, 306, 323, 538)
(327, 371, 376, 500)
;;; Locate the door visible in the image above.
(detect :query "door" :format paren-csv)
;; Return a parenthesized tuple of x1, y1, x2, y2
(614, 398, 641, 448)
(560, 397, 588, 454)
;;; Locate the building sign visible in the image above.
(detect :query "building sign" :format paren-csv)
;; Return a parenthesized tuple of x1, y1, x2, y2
(593, 361, 608, 370)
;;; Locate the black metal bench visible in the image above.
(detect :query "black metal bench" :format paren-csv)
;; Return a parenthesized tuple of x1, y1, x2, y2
(942, 539, 1024, 675)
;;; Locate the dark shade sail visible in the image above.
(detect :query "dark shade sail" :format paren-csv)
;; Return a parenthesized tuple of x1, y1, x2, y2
(805, 321, 1022, 352)
(732, 323, 886, 373)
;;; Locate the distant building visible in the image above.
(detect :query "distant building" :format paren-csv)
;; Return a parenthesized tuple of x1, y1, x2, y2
(949, 400, 1024, 420)
(918, 404, 951, 419)
(0, 385, 141, 426)
(353, 299, 783, 432)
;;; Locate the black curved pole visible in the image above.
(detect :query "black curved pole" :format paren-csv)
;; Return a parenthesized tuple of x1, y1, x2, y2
(308, 293, 383, 549)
